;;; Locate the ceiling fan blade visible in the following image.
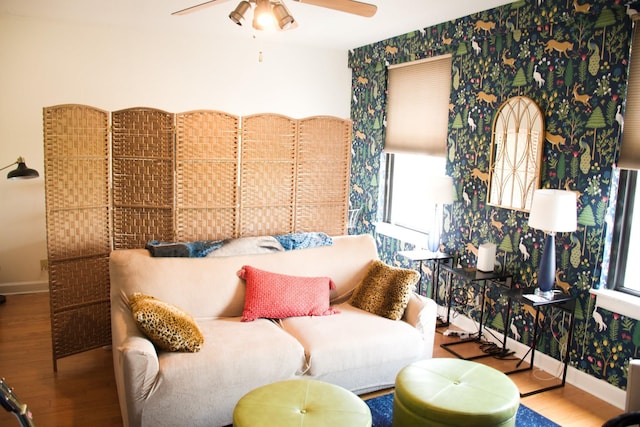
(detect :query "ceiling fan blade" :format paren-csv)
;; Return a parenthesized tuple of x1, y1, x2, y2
(294, 0, 377, 17)
(172, 0, 230, 16)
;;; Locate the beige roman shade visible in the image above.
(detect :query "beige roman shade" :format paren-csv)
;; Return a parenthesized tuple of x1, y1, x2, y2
(619, 17, 640, 169)
(384, 54, 452, 155)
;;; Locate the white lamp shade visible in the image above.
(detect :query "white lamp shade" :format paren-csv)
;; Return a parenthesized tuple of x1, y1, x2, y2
(528, 189, 577, 233)
(425, 175, 454, 205)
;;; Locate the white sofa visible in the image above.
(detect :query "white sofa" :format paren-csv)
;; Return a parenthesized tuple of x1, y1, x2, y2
(109, 234, 437, 427)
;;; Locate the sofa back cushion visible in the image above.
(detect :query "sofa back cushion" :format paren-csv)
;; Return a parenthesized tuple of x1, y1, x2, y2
(109, 234, 379, 319)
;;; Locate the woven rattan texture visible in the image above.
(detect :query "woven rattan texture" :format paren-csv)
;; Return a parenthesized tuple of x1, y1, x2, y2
(49, 256, 110, 309)
(296, 116, 351, 235)
(43, 105, 111, 368)
(112, 108, 175, 249)
(176, 110, 239, 240)
(240, 114, 297, 236)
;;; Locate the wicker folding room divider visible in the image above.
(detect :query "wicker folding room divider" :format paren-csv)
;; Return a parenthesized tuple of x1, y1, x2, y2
(43, 105, 352, 370)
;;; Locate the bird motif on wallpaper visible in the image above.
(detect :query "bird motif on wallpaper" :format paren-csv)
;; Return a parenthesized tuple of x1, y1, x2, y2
(592, 305, 607, 332)
(467, 112, 477, 131)
(627, 3, 639, 17)
(569, 234, 582, 268)
(518, 237, 530, 261)
(452, 65, 460, 90)
(463, 190, 471, 206)
(510, 318, 521, 341)
(588, 39, 600, 75)
(615, 105, 624, 130)
(533, 65, 545, 88)
(578, 136, 591, 174)
(471, 39, 481, 55)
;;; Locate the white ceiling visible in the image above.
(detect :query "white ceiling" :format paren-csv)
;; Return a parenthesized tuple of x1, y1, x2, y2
(1, 0, 515, 50)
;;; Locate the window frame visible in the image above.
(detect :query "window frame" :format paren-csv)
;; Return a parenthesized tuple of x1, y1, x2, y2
(608, 168, 640, 297)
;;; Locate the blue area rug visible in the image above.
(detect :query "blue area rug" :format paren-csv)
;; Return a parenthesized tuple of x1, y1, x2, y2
(365, 393, 560, 427)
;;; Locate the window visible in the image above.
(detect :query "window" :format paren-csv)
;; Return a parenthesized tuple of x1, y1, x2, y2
(608, 168, 640, 297)
(607, 18, 640, 296)
(381, 55, 452, 241)
(383, 153, 446, 233)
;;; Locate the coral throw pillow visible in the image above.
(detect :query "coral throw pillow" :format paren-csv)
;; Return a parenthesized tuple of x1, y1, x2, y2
(238, 266, 339, 322)
(349, 260, 420, 320)
(128, 292, 204, 352)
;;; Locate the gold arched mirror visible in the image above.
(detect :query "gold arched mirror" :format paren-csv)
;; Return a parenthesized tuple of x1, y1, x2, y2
(488, 96, 544, 211)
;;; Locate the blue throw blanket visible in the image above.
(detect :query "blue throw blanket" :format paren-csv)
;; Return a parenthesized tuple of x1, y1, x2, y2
(145, 232, 333, 258)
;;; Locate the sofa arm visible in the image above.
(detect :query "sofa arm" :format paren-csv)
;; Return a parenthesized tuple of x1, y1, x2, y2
(403, 293, 437, 358)
(114, 335, 160, 427)
(111, 290, 160, 427)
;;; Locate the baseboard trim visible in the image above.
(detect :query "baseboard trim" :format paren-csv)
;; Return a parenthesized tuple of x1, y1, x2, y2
(0, 281, 49, 295)
(443, 307, 626, 410)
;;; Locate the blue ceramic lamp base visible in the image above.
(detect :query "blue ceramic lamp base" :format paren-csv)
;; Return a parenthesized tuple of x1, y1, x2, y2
(427, 205, 441, 253)
(535, 232, 556, 299)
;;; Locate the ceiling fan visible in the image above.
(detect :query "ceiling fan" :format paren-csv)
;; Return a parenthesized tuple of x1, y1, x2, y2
(172, 0, 377, 31)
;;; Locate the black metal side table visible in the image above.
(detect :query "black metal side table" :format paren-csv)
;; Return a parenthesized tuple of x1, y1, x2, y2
(439, 265, 513, 357)
(397, 249, 453, 300)
(504, 287, 577, 396)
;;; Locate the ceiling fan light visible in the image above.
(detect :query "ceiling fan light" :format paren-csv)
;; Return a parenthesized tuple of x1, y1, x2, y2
(272, 3, 294, 30)
(252, 0, 275, 30)
(229, 1, 251, 26)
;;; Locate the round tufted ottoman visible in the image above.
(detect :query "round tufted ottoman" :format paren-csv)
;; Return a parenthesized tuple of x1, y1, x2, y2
(393, 359, 520, 427)
(233, 379, 372, 427)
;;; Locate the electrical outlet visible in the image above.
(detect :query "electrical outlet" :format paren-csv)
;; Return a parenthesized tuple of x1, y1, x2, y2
(40, 259, 48, 272)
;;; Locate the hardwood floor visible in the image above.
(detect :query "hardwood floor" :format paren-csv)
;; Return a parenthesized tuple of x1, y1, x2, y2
(0, 293, 624, 426)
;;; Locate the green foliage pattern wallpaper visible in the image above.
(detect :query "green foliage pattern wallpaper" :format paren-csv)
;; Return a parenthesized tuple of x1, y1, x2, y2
(348, 0, 640, 390)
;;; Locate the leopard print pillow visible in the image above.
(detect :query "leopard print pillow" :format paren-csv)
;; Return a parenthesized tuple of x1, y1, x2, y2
(348, 260, 420, 320)
(128, 293, 204, 352)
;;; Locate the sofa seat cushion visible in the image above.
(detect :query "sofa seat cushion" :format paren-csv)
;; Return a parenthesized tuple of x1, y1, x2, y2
(158, 317, 306, 383)
(140, 317, 307, 426)
(279, 303, 424, 377)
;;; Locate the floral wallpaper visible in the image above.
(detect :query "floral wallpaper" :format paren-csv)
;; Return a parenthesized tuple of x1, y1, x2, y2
(348, 0, 640, 391)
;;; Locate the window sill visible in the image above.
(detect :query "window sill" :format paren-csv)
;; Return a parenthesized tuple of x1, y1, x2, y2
(374, 222, 429, 248)
(590, 288, 640, 321)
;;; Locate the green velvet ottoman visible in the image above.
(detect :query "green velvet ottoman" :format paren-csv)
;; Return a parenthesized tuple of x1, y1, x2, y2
(393, 359, 520, 427)
(233, 379, 372, 427)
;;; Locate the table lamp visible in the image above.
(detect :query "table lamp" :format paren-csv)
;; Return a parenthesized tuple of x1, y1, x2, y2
(426, 175, 454, 253)
(528, 189, 577, 298)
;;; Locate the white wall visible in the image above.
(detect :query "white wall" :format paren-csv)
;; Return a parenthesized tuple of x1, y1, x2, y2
(0, 13, 352, 287)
